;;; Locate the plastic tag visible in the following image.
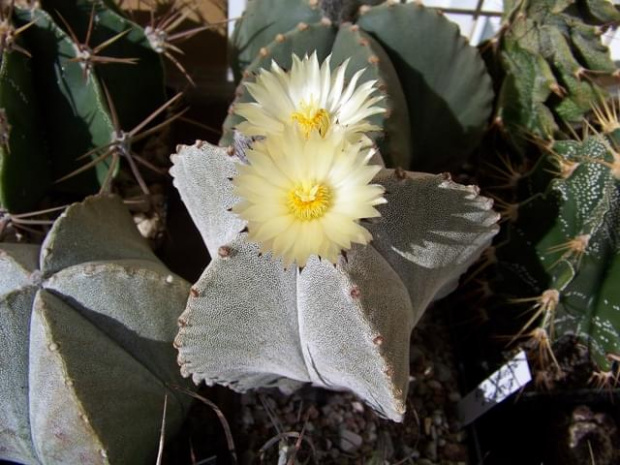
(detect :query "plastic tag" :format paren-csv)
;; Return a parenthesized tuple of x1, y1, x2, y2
(457, 349, 532, 426)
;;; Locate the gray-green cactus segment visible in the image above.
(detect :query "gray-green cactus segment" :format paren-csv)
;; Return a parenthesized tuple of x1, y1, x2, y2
(330, 24, 411, 168)
(492, 0, 620, 141)
(230, 0, 322, 81)
(14, 6, 116, 195)
(42, 0, 166, 131)
(170, 141, 499, 422)
(0, 196, 193, 464)
(495, 135, 620, 371)
(356, 2, 494, 172)
(227, 1, 493, 173)
(0, 37, 50, 213)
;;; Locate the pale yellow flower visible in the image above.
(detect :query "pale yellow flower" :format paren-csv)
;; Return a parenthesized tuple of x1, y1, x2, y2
(234, 52, 385, 141)
(231, 127, 386, 268)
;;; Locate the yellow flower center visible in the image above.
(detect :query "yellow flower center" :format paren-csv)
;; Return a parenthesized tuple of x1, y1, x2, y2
(291, 101, 330, 138)
(287, 182, 331, 221)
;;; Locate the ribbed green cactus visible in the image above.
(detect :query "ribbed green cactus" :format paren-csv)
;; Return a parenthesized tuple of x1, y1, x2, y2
(170, 140, 499, 422)
(0, 195, 193, 464)
(224, 0, 494, 173)
(492, 127, 620, 375)
(0, 0, 167, 212)
(487, 0, 620, 143)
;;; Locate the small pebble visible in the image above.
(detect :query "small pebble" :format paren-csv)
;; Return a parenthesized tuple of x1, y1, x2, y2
(428, 379, 443, 391)
(443, 443, 468, 461)
(424, 440, 438, 461)
(339, 429, 363, 453)
(435, 362, 453, 383)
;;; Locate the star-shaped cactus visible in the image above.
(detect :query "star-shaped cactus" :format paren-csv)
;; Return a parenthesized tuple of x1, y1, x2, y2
(0, 195, 192, 464)
(171, 141, 499, 422)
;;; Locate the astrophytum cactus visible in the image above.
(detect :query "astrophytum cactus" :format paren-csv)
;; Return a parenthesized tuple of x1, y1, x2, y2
(225, 0, 494, 173)
(0, 195, 192, 464)
(493, 129, 620, 378)
(171, 140, 499, 422)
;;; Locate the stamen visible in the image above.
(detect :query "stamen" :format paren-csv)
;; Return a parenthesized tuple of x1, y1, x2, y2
(291, 101, 330, 138)
(287, 182, 331, 220)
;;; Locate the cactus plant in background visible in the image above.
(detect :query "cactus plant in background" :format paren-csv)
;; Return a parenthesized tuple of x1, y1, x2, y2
(171, 135, 499, 421)
(487, 117, 620, 382)
(0, 195, 193, 464)
(467, 0, 620, 386)
(484, 0, 620, 146)
(224, 0, 495, 173)
(0, 0, 169, 213)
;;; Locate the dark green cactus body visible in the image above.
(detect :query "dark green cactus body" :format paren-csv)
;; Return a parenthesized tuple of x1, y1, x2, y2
(495, 134, 620, 372)
(0, 195, 193, 464)
(224, 0, 494, 173)
(0, 2, 166, 212)
(0, 34, 50, 212)
(490, 0, 620, 142)
(15, 6, 117, 194)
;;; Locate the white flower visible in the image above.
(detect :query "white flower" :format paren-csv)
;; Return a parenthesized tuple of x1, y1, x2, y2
(234, 52, 385, 141)
(231, 127, 386, 268)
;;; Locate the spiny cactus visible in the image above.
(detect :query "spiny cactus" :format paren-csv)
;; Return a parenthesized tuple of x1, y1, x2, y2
(170, 140, 499, 422)
(225, 0, 494, 173)
(0, 195, 193, 464)
(489, 124, 620, 380)
(0, 0, 168, 212)
(485, 0, 620, 144)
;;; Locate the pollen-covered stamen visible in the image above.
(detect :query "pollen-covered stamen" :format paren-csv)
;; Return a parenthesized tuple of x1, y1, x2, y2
(287, 182, 331, 220)
(291, 100, 331, 138)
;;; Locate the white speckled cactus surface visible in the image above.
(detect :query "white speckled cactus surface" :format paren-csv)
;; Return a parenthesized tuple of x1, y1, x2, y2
(171, 141, 500, 422)
(0, 196, 192, 465)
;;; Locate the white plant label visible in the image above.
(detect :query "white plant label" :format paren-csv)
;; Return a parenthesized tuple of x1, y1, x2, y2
(457, 349, 532, 426)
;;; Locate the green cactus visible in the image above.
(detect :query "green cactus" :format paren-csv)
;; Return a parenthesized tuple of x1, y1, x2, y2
(492, 129, 620, 375)
(0, 0, 167, 212)
(487, 0, 620, 143)
(0, 28, 50, 214)
(170, 140, 499, 422)
(0, 195, 193, 464)
(224, 0, 494, 173)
